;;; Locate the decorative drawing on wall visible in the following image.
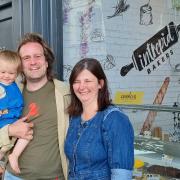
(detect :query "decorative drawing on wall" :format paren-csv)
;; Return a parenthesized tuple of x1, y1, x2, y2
(107, 0, 130, 19)
(63, 64, 73, 81)
(63, 0, 72, 24)
(169, 102, 180, 142)
(100, 54, 116, 70)
(140, 0, 153, 26)
(168, 55, 180, 72)
(120, 22, 180, 76)
(79, 0, 95, 58)
(63, 0, 180, 108)
(90, 28, 104, 42)
(140, 77, 170, 135)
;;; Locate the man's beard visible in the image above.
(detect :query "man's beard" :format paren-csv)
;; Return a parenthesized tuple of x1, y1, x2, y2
(25, 73, 47, 83)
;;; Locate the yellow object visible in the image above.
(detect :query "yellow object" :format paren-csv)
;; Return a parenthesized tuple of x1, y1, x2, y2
(113, 91, 144, 104)
(134, 159, 144, 169)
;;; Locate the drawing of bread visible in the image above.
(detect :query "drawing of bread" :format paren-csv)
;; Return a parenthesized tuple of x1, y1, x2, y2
(140, 77, 170, 135)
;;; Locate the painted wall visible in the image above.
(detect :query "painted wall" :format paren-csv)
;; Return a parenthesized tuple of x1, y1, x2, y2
(63, 0, 180, 105)
(63, 0, 180, 138)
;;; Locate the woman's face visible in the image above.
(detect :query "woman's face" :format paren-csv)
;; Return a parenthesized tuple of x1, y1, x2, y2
(72, 69, 103, 107)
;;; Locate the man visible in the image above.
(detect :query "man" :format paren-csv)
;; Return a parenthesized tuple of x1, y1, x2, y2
(4, 33, 70, 180)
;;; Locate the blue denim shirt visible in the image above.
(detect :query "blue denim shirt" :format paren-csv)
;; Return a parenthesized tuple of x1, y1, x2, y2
(64, 105, 134, 180)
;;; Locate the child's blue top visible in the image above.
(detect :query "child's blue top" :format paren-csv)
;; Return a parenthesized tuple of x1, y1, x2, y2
(0, 82, 24, 128)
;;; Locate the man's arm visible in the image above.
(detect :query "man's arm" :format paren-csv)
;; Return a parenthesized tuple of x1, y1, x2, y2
(0, 117, 34, 147)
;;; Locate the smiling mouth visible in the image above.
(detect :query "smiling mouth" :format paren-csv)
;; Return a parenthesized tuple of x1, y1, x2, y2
(3, 79, 11, 81)
(30, 67, 39, 71)
(79, 92, 89, 95)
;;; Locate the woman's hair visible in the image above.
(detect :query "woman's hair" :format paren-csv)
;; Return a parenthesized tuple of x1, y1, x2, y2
(0, 50, 22, 73)
(17, 33, 55, 82)
(67, 58, 111, 116)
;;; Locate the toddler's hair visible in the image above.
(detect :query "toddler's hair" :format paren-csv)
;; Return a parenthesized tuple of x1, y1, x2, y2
(0, 50, 22, 73)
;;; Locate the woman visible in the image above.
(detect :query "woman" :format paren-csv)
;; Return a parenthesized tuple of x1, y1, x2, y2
(65, 58, 134, 180)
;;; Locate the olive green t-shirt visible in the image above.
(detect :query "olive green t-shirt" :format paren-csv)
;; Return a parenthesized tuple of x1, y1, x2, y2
(7, 81, 64, 180)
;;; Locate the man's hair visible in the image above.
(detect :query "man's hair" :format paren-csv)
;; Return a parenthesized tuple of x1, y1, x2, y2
(17, 33, 55, 81)
(67, 58, 111, 116)
(0, 50, 22, 73)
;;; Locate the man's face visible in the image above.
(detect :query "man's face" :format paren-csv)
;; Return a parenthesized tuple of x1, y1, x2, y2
(19, 42, 48, 83)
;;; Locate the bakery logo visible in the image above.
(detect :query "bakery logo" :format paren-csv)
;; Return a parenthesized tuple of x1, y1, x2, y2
(0, 86, 6, 99)
(120, 22, 180, 76)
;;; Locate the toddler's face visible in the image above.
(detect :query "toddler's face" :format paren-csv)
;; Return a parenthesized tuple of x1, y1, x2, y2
(0, 60, 18, 85)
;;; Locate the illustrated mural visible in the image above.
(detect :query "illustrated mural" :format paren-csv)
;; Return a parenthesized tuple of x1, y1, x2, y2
(63, 0, 180, 107)
(63, 2, 180, 175)
(107, 0, 130, 19)
(63, 64, 73, 81)
(120, 22, 180, 76)
(100, 54, 116, 70)
(140, 77, 170, 134)
(90, 28, 104, 42)
(63, 0, 72, 24)
(79, 0, 95, 58)
(170, 102, 180, 142)
(139, 0, 153, 25)
(63, 54, 116, 81)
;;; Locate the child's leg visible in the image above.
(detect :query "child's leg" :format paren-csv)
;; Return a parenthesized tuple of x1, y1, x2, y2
(0, 146, 10, 175)
(8, 139, 29, 174)
(0, 159, 5, 176)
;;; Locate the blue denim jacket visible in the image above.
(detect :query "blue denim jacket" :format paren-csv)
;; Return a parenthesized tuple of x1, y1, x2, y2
(64, 105, 134, 180)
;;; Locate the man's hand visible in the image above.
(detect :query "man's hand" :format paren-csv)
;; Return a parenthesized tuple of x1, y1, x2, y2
(0, 166, 4, 176)
(8, 117, 34, 140)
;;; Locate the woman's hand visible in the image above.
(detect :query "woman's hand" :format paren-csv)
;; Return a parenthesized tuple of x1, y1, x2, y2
(8, 117, 34, 140)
